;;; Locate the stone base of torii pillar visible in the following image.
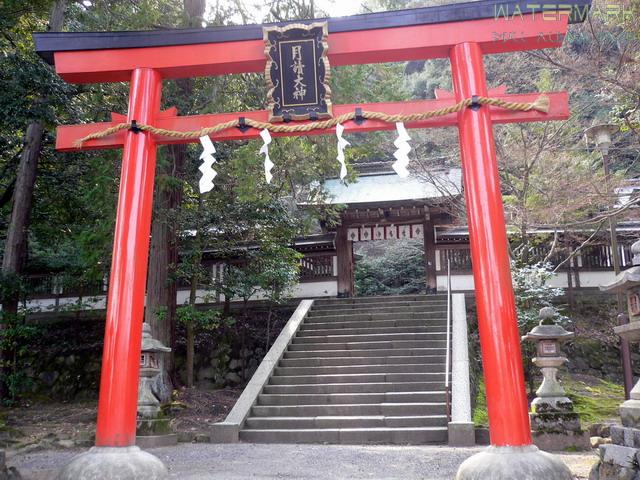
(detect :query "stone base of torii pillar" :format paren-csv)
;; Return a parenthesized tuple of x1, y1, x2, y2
(56, 446, 167, 480)
(457, 445, 572, 480)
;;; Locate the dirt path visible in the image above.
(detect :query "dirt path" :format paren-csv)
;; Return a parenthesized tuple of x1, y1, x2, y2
(0, 388, 241, 450)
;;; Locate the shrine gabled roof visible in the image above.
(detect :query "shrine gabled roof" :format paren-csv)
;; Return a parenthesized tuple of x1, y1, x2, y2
(315, 169, 462, 206)
(34, 0, 591, 64)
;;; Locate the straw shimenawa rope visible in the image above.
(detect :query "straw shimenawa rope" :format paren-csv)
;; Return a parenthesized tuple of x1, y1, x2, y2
(72, 95, 550, 148)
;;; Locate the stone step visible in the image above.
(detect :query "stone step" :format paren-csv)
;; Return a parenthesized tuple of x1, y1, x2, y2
(244, 415, 448, 429)
(287, 339, 447, 352)
(251, 402, 447, 417)
(292, 332, 446, 345)
(306, 311, 446, 323)
(297, 325, 441, 337)
(278, 355, 445, 368)
(270, 372, 445, 385)
(257, 392, 446, 406)
(315, 295, 446, 306)
(239, 426, 448, 444)
(275, 362, 445, 376)
(300, 318, 442, 330)
(263, 381, 444, 395)
(283, 347, 446, 359)
(310, 300, 447, 312)
(308, 305, 448, 316)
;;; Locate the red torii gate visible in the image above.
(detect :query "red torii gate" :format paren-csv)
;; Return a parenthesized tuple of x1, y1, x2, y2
(34, 1, 589, 478)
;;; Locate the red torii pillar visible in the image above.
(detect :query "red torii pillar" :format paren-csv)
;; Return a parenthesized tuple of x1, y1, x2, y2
(451, 42, 532, 447)
(94, 68, 162, 447)
(34, 6, 583, 479)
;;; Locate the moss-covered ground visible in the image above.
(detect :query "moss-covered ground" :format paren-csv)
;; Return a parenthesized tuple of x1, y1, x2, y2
(473, 374, 624, 427)
(565, 376, 624, 425)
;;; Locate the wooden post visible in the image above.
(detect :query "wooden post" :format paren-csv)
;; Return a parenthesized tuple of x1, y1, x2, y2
(423, 220, 437, 293)
(335, 225, 354, 297)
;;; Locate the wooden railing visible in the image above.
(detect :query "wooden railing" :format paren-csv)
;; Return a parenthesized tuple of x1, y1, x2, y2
(299, 254, 335, 282)
(438, 247, 473, 272)
(437, 242, 636, 273)
(24, 274, 106, 298)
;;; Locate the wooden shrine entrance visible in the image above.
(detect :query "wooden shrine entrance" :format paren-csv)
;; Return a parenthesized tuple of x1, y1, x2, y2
(334, 197, 442, 298)
(33, 0, 590, 476)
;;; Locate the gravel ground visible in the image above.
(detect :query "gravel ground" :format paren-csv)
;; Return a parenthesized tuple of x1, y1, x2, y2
(7, 443, 598, 480)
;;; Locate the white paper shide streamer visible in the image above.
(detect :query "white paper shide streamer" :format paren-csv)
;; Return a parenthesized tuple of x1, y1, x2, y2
(260, 128, 274, 184)
(392, 122, 411, 178)
(198, 135, 218, 193)
(336, 123, 350, 180)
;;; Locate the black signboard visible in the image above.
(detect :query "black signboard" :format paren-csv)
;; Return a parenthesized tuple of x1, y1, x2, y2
(263, 22, 332, 122)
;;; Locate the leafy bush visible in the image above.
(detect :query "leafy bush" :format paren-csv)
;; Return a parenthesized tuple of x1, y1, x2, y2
(355, 239, 425, 296)
(511, 261, 567, 332)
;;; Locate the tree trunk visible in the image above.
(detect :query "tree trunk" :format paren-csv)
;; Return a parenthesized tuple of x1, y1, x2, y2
(146, 147, 184, 402)
(185, 318, 195, 388)
(1, 122, 44, 313)
(48, 0, 67, 31)
(0, 0, 67, 400)
(146, 180, 177, 402)
(186, 195, 204, 388)
(265, 306, 273, 352)
(186, 251, 201, 389)
(145, 0, 203, 396)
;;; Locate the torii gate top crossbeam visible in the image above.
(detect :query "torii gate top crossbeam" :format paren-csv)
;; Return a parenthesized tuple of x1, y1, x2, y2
(34, 0, 590, 83)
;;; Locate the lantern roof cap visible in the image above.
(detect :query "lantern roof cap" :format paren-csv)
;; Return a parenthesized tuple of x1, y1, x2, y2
(523, 307, 573, 342)
(600, 240, 640, 292)
(141, 323, 171, 353)
(614, 321, 640, 342)
(600, 268, 640, 292)
(584, 123, 619, 139)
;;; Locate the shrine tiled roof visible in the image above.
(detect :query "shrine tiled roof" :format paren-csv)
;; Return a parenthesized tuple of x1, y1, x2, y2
(318, 169, 462, 205)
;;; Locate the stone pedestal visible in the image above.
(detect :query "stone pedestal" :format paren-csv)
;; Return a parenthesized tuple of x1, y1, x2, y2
(136, 416, 177, 448)
(530, 397, 590, 451)
(589, 373, 640, 478)
(593, 239, 640, 478)
(619, 380, 640, 428)
(531, 356, 571, 409)
(588, 330, 640, 478)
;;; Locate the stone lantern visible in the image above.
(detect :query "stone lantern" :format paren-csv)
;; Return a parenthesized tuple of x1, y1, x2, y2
(523, 307, 588, 450)
(584, 123, 619, 156)
(590, 239, 640, 479)
(601, 240, 640, 427)
(523, 307, 574, 410)
(138, 322, 171, 419)
(135, 323, 177, 449)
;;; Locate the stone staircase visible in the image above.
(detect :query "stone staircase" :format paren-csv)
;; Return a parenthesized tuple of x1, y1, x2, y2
(239, 294, 450, 444)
